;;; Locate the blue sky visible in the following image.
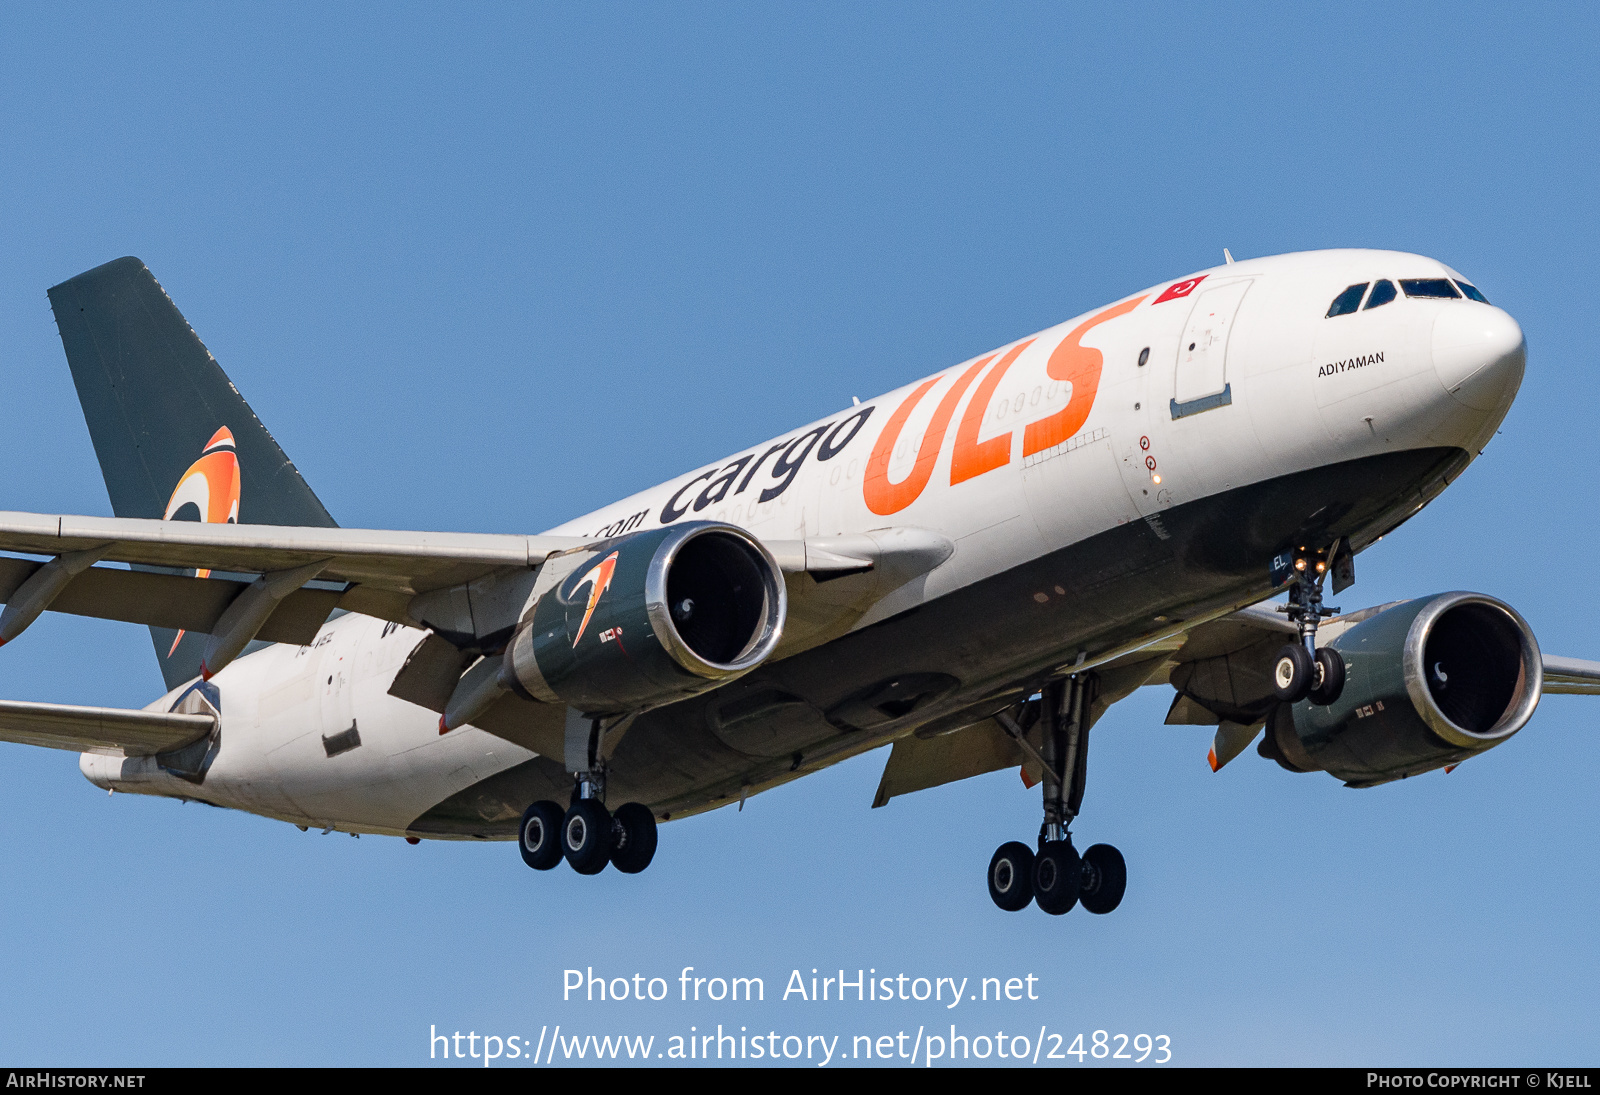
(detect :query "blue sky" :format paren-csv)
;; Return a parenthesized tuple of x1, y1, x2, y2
(1, 3, 1597, 1066)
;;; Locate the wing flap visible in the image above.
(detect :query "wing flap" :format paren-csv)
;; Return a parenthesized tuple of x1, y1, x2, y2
(870, 719, 1025, 808)
(0, 557, 343, 645)
(0, 700, 213, 756)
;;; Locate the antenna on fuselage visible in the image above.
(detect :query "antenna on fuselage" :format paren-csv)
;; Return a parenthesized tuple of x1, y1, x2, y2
(1223, 248, 1235, 264)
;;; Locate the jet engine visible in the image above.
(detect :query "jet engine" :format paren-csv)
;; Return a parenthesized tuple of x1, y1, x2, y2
(503, 521, 786, 714)
(1263, 592, 1542, 786)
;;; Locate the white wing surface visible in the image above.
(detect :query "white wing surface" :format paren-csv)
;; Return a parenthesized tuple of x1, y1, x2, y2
(0, 511, 589, 594)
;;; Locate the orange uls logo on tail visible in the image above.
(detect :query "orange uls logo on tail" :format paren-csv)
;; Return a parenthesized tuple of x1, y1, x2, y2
(164, 427, 241, 657)
(570, 551, 619, 648)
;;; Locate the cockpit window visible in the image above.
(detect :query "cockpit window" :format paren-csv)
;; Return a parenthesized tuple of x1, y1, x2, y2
(1456, 280, 1491, 304)
(1326, 283, 1368, 317)
(1401, 278, 1461, 299)
(1365, 279, 1397, 310)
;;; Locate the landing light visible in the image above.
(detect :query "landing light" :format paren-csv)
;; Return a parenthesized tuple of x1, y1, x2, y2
(1151, 474, 1161, 484)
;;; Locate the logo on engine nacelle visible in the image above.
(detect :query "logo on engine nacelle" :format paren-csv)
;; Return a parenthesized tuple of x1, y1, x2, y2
(571, 551, 620, 648)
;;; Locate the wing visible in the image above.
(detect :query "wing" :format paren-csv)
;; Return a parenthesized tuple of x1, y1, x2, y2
(1541, 655, 1600, 695)
(869, 594, 1600, 805)
(1094, 607, 1600, 771)
(0, 510, 587, 594)
(0, 510, 951, 686)
(0, 700, 213, 756)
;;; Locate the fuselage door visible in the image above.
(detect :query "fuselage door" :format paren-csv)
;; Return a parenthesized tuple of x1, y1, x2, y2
(1172, 280, 1251, 415)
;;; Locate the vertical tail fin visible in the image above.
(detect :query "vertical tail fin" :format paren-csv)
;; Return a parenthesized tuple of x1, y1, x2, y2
(47, 257, 338, 689)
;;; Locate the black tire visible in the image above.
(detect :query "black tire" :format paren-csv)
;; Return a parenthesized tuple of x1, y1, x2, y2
(1272, 642, 1315, 703)
(610, 802, 658, 874)
(1033, 841, 1081, 916)
(988, 841, 1036, 911)
(1309, 647, 1346, 705)
(562, 799, 613, 875)
(518, 800, 565, 871)
(1079, 843, 1127, 915)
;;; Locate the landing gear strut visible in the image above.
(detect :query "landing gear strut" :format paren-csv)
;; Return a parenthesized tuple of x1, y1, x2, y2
(992, 674, 1127, 916)
(1272, 545, 1346, 706)
(518, 715, 659, 876)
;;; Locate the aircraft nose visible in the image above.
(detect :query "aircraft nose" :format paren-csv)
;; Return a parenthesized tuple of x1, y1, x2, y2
(1431, 303, 1526, 411)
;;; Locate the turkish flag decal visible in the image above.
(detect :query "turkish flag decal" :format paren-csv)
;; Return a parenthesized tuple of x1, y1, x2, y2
(1153, 275, 1207, 304)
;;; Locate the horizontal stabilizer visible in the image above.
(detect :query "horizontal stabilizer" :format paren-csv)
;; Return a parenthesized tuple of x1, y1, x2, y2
(0, 700, 213, 756)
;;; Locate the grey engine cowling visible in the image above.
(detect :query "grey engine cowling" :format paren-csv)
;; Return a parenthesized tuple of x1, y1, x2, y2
(504, 522, 786, 715)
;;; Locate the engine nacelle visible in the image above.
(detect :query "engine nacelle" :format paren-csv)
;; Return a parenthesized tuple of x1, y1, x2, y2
(1266, 592, 1542, 786)
(504, 522, 786, 714)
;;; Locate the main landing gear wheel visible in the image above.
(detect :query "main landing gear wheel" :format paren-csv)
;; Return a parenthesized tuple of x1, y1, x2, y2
(988, 841, 1036, 911)
(1033, 841, 1081, 916)
(562, 799, 613, 875)
(609, 802, 658, 874)
(1078, 843, 1127, 915)
(518, 800, 564, 871)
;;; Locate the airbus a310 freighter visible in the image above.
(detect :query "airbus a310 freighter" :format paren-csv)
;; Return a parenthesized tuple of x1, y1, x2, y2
(0, 250, 1589, 915)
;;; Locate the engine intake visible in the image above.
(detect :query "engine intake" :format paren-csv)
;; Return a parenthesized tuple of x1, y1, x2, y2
(505, 522, 785, 714)
(1267, 591, 1542, 785)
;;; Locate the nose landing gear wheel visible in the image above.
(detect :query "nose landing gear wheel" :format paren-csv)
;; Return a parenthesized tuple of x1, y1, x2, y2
(988, 841, 1036, 911)
(562, 799, 614, 875)
(1033, 841, 1081, 916)
(1274, 643, 1346, 706)
(609, 802, 658, 874)
(1078, 843, 1126, 914)
(518, 800, 564, 871)
(1308, 647, 1345, 705)
(1273, 643, 1315, 702)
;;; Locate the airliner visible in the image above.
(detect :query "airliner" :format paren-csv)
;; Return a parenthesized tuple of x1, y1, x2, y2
(0, 250, 1589, 916)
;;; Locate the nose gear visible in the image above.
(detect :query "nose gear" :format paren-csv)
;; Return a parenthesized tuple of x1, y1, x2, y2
(1272, 543, 1348, 706)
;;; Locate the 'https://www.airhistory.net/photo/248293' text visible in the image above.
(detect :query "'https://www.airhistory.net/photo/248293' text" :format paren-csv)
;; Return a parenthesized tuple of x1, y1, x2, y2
(427, 966, 1174, 1066)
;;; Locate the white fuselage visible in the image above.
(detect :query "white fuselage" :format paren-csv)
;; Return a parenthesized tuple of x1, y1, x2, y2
(81, 249, 1527, 836)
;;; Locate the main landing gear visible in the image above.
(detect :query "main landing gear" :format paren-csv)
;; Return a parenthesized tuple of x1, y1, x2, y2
(518, 768, 659, 876)
(990, 675, 1127, 916)
(1271, 546, 1346, 706)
